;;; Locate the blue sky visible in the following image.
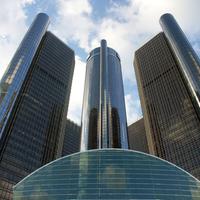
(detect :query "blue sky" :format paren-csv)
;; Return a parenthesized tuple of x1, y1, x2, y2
(0, 0, 200, 125)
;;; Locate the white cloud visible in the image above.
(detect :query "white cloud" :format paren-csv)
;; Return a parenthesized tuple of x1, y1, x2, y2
(1, 0, 200, 125)
(54, 0, 95, 52)
(125, 93, 142, 125)
(92, 17, 136, 82)
(91, 1, 164, 82)
(87, 0, 200, 124)
(56, 0, 199, 123)
(21, 0, 35, 5)
(85, 0, 200, 84)
(58, 0, 92, 15)
(0, 0, 33, 79)
(67, 56, 86, 124)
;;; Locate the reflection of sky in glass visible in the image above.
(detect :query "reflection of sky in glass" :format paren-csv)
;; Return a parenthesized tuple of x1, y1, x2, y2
(160, 14, 200, 109)
(0, 13, 49, 139)
(5, 56, 24, 86)
(14, 149, 200, 199)
(81, 42, 128, 151)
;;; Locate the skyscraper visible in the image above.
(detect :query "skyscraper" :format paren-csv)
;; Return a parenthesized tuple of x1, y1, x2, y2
(62, 119, 81, 156)
(160, 14, 200, 116)
(12, 36, 200, 200)
(128, 118, 149, 153)
(134, 13, 200, 179)
(81, 40, 128, 150)
(0, 13, 75, 199)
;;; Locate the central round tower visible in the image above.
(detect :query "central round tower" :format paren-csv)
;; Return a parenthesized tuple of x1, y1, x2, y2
(81, 40, 128, 150)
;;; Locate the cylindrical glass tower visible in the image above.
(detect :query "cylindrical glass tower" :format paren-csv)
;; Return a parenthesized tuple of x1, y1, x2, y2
(160, 13, 200, 116)
(0, 13, 49, 139)
(81, 40, 128, 151)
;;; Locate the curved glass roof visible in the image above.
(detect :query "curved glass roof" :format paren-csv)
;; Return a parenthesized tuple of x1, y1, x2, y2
(14, 149, 200, 199)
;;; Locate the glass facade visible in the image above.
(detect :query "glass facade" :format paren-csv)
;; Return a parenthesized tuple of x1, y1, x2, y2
(128, 118, 149, 153)
(81, 40, 128, 150)
(62, 119, 81, 156)
(0, 13, 49, 141)
(134, 32, 200, 179)
(0, 15, 75, 199)
(13, 149, 200, 199)
(160, 14, 200, 116)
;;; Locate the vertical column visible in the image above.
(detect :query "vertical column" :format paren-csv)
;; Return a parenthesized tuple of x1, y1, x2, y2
(99, 39, 109, 148)
(0, 13, 50, 140)
(160, 13, 200, 117)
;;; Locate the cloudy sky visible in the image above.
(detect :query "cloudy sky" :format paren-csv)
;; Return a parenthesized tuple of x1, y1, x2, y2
(0, 0, 200, 125)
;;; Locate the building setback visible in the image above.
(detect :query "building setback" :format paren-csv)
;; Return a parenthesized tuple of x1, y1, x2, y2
(128, 118, 149, 153)
(81, 40, 128, 151)
(62, 119, 81, 156)
(0, 13, 75, 199)
(134, 13, 200, 179)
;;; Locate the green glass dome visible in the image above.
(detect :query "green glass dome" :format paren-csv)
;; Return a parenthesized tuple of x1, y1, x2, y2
(14, 149, 200, 199)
